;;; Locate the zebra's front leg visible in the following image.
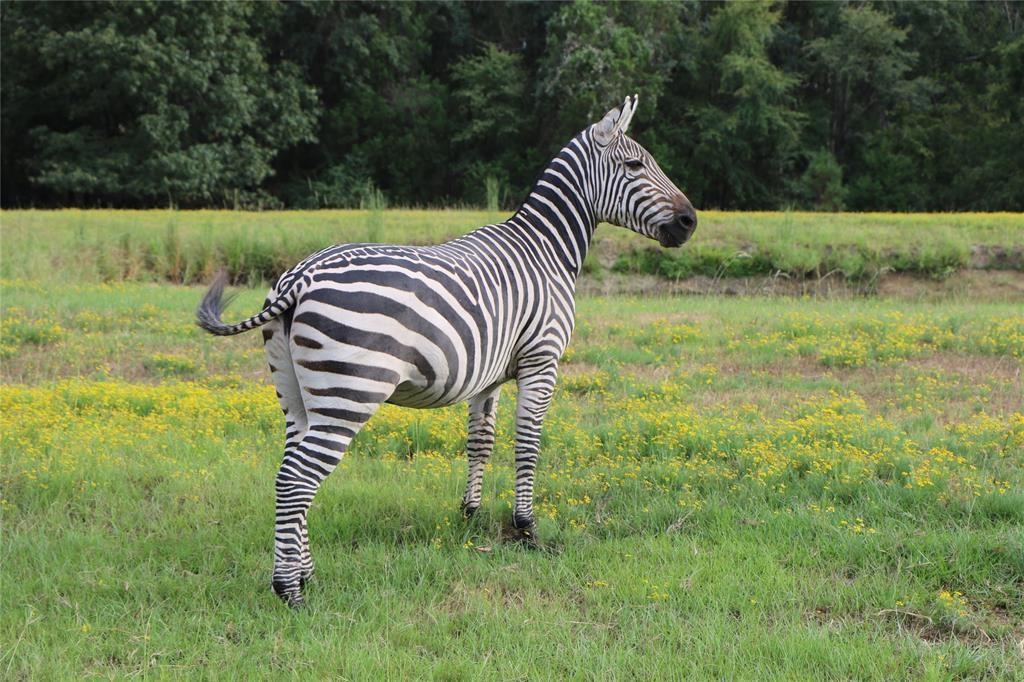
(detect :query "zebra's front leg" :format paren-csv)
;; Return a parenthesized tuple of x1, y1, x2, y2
(511, 369, 556, 542)
(461, 385, 502, 518)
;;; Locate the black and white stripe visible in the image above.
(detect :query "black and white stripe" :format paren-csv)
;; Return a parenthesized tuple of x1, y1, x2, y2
(197, 95, 696, 607)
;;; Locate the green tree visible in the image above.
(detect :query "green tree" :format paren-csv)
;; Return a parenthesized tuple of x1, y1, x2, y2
(2, 0, 1022, 211)
(677, 1, 804, 208)
(452, 44, 526, 151)
(537, 1, 679, 146)
(794, 149, 845, 211)
(925, 4, 1024, 210)
(451, 44, 527, 207)
(1, 1, 318, 207)
(268, 2, 456, 207)
(805, 6, 925, 166)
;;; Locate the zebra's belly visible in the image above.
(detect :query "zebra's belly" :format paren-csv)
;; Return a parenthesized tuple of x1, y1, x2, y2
(386, 369, 510, 409)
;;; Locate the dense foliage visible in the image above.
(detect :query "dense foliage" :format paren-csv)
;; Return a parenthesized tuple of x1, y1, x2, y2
(2, 0, 1022, 210)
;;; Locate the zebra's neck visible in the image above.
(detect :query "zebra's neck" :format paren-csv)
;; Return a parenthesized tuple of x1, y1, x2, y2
(509, 141, 598, 280)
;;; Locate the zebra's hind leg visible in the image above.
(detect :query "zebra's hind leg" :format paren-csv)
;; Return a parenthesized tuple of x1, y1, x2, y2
(271, 387, 385, 608)
(461, 385, 502, 518)
(263, 319, 316, 589)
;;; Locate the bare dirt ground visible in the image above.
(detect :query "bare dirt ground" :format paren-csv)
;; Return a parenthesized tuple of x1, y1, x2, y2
(577, 269, 1024, 301)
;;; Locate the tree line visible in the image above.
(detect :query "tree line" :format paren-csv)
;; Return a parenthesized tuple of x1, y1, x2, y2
(2, 0, 1022, 211)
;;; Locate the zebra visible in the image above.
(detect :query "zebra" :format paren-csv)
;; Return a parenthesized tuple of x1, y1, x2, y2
(197, 95, 697, 607)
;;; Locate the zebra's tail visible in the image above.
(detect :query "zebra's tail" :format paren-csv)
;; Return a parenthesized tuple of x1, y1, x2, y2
(196, 271, 297, 336)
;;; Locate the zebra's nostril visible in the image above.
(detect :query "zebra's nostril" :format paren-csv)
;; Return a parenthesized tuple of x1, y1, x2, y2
(678, 212, 696, 231)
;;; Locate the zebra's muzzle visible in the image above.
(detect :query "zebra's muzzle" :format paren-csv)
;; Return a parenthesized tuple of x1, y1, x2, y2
(658, 210, 697, 247)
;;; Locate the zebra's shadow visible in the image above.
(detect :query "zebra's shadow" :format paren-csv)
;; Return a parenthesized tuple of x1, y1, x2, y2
(309, 496, 561, 554)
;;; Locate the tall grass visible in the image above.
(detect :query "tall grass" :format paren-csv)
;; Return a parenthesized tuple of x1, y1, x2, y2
(358, 180, 388, 211)
(1, 210, 1020, 286)
(484, 176, 502, 212)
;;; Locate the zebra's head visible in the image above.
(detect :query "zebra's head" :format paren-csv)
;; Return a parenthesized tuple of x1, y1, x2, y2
(588, 95, 697, 247)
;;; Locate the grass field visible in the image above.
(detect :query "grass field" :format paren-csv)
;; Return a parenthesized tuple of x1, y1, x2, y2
(2, 211, 1023, 678)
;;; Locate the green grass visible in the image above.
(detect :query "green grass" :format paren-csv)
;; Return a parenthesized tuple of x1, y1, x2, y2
(2, 276, 1022, 678)
(2, 209, 1022, 286)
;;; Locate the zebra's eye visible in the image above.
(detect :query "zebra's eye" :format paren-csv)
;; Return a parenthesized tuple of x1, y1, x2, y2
(624, 159, 643, 170)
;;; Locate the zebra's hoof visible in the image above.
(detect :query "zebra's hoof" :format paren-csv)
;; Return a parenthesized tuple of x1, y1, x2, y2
(512, 512, 535, 531)
(461, 501, 479, 519)
(272, 579, 304, 608)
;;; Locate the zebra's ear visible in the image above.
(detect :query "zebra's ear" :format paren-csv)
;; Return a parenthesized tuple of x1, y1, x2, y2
(592, 108, 620, 146)
(593, 94, 639, 146)
(617, 94, 638, 135)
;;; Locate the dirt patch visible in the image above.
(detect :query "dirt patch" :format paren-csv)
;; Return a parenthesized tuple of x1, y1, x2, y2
(907, 353, 1022, 384)
(559, 361, 605, 377)
(618, 364, 689, 384)
(440, 577, 585, 617)
(873, 608, 1007, 649)
(560, 361, 684, 385)
(723, 355, 834, 381)
(838, 355, 1022, 421)
(807, 605, 1018, 652)
(970, 245, 1024, 270)
(580, 308, 715, 326)
(440, 580, 526, 614)
(877, 270, 1024, 300)
(577, 270, 1024, 301)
